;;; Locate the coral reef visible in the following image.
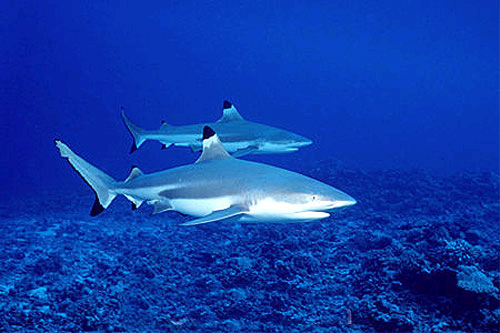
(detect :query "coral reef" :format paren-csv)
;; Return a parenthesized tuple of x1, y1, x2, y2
(0, 162, 498, 331)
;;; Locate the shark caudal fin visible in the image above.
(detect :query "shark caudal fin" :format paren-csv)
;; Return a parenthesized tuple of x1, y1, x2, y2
(121, 107, 148, 153)
(55, 140, 118, 216)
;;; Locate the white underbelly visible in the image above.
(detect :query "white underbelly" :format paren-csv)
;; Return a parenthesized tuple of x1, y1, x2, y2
(241, 197, 330, 222)
(244, 198, 330, 222)
(170, 197, 234, 217)
(241, 211, 330, 223)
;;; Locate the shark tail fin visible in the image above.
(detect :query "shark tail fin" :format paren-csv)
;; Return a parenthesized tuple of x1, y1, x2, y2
(55, 140, 118, 216)
(121, 107, 148, 153)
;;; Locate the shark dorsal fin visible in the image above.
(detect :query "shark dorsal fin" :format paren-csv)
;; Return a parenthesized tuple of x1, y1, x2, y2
(217, 101, 244, 122)
(125, 165, 144, 182)
(195, 126, 232, 163)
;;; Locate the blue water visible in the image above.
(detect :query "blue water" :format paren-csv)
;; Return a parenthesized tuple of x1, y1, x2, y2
(1, 1, 499, 331)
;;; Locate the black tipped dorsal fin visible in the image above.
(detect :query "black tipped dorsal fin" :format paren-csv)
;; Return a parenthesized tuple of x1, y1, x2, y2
(195, 126, 231, 163)
(125, 165, 144, 182)
(217, 100, 244, 122)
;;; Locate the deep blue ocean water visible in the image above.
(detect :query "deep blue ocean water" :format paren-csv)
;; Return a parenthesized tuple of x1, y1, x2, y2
(1, 1, 499, 331)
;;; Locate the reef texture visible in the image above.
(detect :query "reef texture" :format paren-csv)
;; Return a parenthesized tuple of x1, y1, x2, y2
(0, 162, 498, 331)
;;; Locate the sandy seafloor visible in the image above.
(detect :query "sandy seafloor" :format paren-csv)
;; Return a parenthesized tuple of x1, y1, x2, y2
(0, 160, 498, 332)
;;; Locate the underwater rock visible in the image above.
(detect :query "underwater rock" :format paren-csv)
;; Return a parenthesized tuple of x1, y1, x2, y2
(132, 296, 150, 310)
(134, 263, 155, 279)
(30, 254, 63, 276)
(28, 286, 48, 301)
(465, 229, 482, 244)
(291, 254, 321, 274)
(443, 239, 481, 267)
(228, 256, 253, 271)
(274, 260, 293, 280)
(456, 265, 498, 294)
(219, 268, 258, 289)
(192, 251, 217, 264)
(12, 250, 25, 260)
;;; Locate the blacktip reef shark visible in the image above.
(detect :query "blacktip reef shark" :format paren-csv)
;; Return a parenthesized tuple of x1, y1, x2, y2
(121, 100, 312, 157)
(55, 127, 356, 226)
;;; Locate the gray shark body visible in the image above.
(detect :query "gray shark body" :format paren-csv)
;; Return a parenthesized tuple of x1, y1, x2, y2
(56, 127, 355, 225)
(122, 101, 312, 157)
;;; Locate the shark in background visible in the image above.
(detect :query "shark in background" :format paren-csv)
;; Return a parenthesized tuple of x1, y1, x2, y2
(121, 101, 312, 157)
(55, 126, 356, 226)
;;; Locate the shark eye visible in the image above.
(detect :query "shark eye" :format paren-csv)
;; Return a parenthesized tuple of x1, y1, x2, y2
(312, 195, 317, 201)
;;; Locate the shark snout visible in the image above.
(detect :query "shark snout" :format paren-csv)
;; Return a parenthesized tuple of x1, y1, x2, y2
(331, 194, 357, 209)
(294, 137, 313, 147)
(330, 198, 357, 209)
(319, 191, 357, 210)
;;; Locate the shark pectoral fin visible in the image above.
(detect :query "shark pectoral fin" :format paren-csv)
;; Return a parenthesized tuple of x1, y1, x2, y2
(180, 205, 247, 226)
(151, 201, 173, 215)
(232, 145, 259, 157)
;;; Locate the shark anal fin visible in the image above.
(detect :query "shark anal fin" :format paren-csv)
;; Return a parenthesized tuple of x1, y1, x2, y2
(232, 145, 259, 157)
(124, 194, 143, 210)
(180, 205, 247, 226)
(151, 201, 173, 215)
(125, 166, 143, 182)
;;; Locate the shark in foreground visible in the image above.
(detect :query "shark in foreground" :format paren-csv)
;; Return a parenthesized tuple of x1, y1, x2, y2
(122, 100, 312, 157)
(55, 127, 356, 226)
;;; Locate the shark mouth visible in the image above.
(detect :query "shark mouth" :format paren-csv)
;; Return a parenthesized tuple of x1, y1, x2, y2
(291, 211, 331, 220)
